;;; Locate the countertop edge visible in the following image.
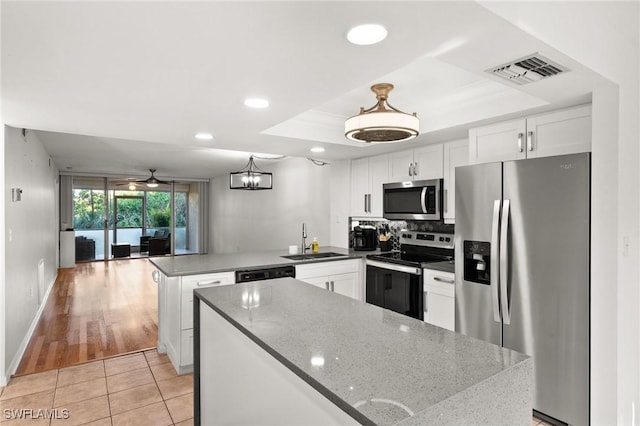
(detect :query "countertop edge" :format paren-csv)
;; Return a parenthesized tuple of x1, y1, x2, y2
(194, 289, 376, 426)
(149, 248, 371, 277)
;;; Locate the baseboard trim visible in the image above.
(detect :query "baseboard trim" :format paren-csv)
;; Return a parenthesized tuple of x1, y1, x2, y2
(5, 273, 57, 381)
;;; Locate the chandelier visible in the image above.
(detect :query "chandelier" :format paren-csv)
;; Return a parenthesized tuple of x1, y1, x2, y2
(345, 83, 419, 143)
(229, 156, 273, 190)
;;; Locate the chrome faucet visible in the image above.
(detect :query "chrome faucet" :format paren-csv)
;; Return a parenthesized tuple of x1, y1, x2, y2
(301, 222, 309, 253)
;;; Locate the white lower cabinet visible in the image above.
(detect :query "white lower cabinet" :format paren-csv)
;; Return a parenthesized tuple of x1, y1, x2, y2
(296, 259, 362, 300)
(160, 270, 235, 374)
(423, 270, 455, 331)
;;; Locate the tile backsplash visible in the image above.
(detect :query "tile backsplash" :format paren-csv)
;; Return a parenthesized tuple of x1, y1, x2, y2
(349, 218, 454, 251)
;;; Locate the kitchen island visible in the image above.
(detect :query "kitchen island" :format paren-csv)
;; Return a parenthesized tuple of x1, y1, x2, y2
(194, 278, 532, 425)
(150, 248, 369, 374)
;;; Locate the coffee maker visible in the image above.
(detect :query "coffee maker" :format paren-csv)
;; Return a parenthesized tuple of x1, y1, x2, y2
(354, 226, 377, 251)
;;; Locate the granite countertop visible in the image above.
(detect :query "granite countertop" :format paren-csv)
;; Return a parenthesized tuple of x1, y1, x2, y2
(149, 247, 375, 277)
(195, 278, 529, 426)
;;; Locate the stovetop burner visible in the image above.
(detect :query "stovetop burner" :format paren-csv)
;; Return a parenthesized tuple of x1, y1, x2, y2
(367, 230, 454, 268)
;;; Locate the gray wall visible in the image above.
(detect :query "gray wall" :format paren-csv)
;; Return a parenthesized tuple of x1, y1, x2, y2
(209, 157, 330, 253)
(3, 126, 59, 377)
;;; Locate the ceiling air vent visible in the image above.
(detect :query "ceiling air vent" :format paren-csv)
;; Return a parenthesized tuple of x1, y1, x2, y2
(487, 53, 569, 85)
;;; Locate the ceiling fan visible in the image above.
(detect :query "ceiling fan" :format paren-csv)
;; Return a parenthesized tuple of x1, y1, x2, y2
(118, 169, 172, 189)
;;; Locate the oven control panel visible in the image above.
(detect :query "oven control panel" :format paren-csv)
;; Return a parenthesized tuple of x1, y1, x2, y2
(399, 231, 454, 249)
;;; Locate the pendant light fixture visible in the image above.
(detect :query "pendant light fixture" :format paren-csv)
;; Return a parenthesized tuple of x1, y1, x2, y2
(230, 155, 273, 190)
(345, 83, 419, 143)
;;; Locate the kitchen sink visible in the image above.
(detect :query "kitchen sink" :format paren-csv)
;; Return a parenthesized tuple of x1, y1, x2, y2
(281, 252, 348, 261)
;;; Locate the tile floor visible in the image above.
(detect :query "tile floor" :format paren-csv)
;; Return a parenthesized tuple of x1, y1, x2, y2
(0, 350, 193, 426)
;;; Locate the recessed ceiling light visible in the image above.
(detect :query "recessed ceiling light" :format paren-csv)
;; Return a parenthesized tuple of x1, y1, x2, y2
(195, 132, 213, 140)
(347, 24, 387, 46)
(311, 147, 325, 153)
(244, 98, 269, 109)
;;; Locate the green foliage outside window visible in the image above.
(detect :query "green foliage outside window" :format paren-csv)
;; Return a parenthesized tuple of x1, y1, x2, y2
(73, 189, 188, 230)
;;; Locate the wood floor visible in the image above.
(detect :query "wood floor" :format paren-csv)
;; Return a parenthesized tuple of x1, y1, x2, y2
(15, 259, 158, 376)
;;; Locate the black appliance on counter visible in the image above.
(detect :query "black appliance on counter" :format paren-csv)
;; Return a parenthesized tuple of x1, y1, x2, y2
(353, 225, 377, 251)
(365, 230, 454, 320)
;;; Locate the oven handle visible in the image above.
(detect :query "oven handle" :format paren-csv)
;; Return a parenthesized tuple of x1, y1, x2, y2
(366, 259, 422, 275)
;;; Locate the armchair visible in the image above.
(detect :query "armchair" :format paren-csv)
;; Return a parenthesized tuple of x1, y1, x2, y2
(140, 229, 169, 254)
(149, 232, 171, 256)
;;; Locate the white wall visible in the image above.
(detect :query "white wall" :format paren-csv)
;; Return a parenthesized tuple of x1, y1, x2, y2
(329, 160, 350, 249)
(0, 0, 6, 386)
(209, 157, 330, 253)
(479, 2, 640, 424)
(3, 126, 59, 382)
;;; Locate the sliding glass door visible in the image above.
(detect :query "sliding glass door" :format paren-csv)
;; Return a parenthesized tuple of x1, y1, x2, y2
(70, 177, 203, 260)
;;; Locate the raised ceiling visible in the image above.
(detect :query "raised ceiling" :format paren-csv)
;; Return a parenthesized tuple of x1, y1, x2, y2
(1, 1, 609, 180)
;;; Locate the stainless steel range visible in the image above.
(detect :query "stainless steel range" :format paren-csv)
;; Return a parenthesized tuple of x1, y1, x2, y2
(365, 231, 454, 320)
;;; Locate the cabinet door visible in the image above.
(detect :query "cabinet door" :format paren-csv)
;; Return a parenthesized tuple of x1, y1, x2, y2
(469, 119, 526, 164)
(329, 272, 358, 299)
(525, 105, 591, 159)
(300, 276, 330, 290)
(388, 150, 414, 182)
(424, 286, 455, 331)
(350, 157, 370, 216)
(413, 144, 444, 180)
(442, 139, 469, 222)
(424, 270, 455, 331)
(181, 272, 235, 329)
(368, 154, 389, 217)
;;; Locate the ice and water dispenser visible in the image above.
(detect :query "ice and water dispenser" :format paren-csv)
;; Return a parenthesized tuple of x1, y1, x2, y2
(463, 241, 491, 284)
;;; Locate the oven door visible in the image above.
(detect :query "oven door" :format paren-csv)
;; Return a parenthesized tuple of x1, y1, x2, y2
(365, 260, 423, 320)
(383, 179, 442, 220)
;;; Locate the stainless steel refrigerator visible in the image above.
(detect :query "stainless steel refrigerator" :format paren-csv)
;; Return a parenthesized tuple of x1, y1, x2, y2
(454, 153, 589, 426)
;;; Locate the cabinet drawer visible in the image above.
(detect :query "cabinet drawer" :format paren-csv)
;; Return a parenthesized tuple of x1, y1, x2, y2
(296, 259, 360, 280)
(180, 329, 194, 366)
(181, 272, 235, 329)
(424, 271, 455, 297)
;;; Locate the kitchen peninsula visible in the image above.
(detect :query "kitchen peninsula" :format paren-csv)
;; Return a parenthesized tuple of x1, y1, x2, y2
(150, 247, 364, 374)
(193, 278, 532, 425)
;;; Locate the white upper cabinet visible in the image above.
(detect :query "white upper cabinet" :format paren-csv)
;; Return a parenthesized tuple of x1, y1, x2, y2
(388, 144, 444, 182)
(388, 150, 414, 181)
(469, 105, 591, 165)
(442, 139, 469, 223)
(525, 105, 592, 159)
(350, 154, 389, 217)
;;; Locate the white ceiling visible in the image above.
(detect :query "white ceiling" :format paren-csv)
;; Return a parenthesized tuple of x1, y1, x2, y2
(1, 1, 616, 180)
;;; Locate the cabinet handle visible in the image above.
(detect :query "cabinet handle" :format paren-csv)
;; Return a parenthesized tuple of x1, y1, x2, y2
(434, 276, 454, 284)
(198, 280, 222, 286)
(413, 162, 418, 176)
(517, 133, 524, 152)
(408, 164, 413, 176)
(325, 281, 330, 290)
(424, 291, 428, 313)
(330, 281, 335, 292)
(364, 194, 367, 213)
(527, 131, 534, 151)
(367, 194, 372, 213)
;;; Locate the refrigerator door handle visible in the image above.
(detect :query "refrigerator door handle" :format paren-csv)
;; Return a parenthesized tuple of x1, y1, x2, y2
(500, 200, 511, 325)
(491, 200, 501, 323)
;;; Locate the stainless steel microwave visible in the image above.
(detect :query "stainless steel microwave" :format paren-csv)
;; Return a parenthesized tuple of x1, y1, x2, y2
(383, 179, 442, 220)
